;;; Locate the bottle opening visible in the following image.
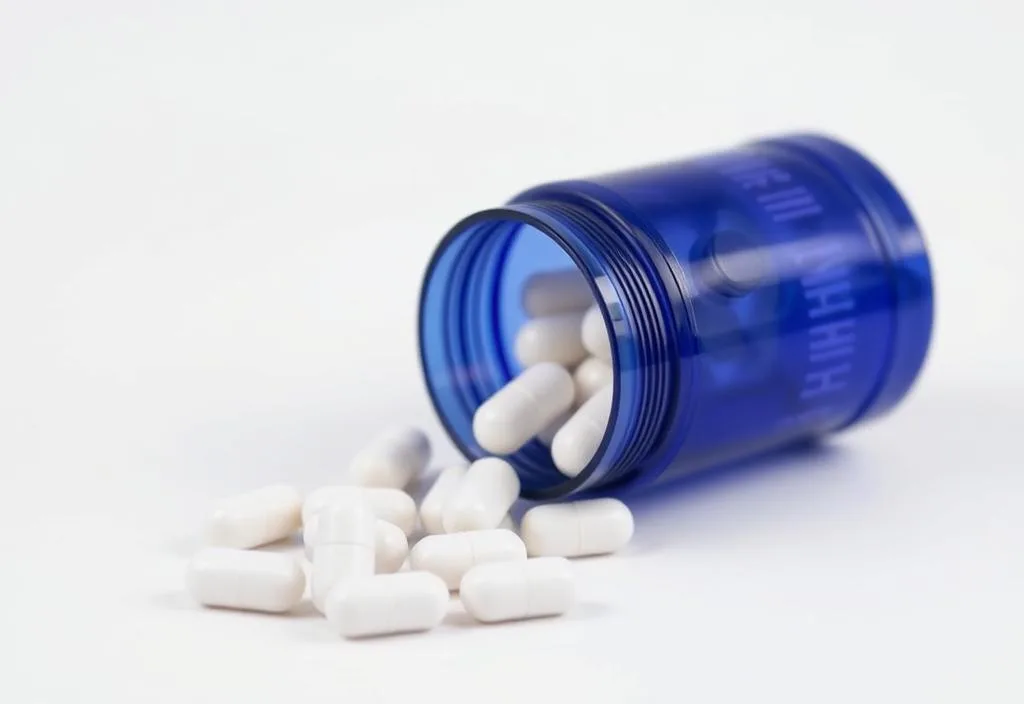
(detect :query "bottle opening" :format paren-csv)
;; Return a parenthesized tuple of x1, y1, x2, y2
(420, 193, 687, 500)
(418, 210, 617, 499)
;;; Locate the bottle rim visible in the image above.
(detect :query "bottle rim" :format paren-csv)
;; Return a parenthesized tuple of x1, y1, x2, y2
(418, 200, 681, 500)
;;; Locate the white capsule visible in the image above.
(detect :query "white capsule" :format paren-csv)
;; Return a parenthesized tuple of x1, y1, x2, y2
(551, 385, 614, 477)
(303, 486, 417, 535)
(204, 484, 302, 549)
(521, 268, 593, 317)
(442, 456, 520, 532)
(325, 571, 449, 638)
(473, 363, 575, 455)
(536, 407, 574, 446)
(521, 498, 634, 557)
(373, 520, 410, 573)
(573, 357, 614, 403)
(460, 557, 574, 623)
(347, 426, 430, 490)
(311, 501, 376, 613)
(581, 305, 612, 362)
(514, 313, 587, 368)
(187, 547, 305, 613)
(303, 516, 407, 571)
(442, 457, 521, 533)
(418, 464, 467, 535)
(409, 529, 527, 590)
(498, 513, 517, 532)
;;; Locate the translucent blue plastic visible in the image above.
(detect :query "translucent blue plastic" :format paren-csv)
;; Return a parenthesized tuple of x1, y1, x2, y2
(419, 135, 933, 500)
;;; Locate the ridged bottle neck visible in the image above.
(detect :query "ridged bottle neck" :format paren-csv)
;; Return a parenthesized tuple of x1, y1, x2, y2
(505, 197, 680, 493)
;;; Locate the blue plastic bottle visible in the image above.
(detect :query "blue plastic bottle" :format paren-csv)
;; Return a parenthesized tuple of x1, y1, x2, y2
(418, 134, 933, 500)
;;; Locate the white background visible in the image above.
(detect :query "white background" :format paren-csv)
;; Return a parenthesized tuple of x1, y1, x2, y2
(2, 1, 1022, 702)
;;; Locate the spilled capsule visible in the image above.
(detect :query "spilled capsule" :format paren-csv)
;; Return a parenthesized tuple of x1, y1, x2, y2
(188, 548, 305, 613)
(521, 498, 634, 557)
(204, 484, 302, 549)
(325, 571, 449, 639)
(460, 557, 574, 623)
(303, 516, 408, 573)
(410, 529, 527, 590)
(371, 520, 410, 574)
(442, 457, 520, 533)
(303, 486, 417, 535)
(310, 500, 376, 613)
(418, 465, 467, 535)
(347, 426, 430, 490)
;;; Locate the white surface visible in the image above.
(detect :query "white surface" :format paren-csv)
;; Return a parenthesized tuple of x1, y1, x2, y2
(1, 1, 1022, 702)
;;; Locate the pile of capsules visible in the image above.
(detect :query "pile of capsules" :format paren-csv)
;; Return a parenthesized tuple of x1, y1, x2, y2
(187, 270, 631, 638)
(476, 269, 614, 475)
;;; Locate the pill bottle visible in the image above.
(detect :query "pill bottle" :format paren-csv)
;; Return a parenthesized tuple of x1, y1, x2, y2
(418, 135, 933, 500)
